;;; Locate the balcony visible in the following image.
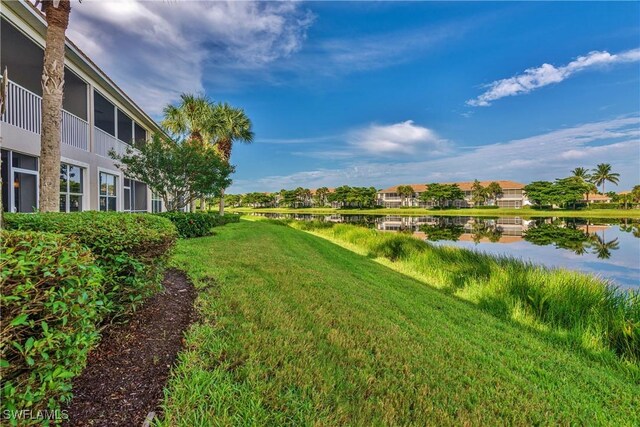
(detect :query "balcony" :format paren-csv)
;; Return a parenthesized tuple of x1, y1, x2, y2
(94, 126, 132, 158)
(1, 80, 88, 151)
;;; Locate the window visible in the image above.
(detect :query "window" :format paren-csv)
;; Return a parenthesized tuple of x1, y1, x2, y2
(134, 123, 147, 143)
(99, 172, 117, 211)
(124, 178, 148, 212)
(94, 91, 115, 135)
(152, 192, 162, 213)
(60, 163, 83, 212)
(117, 110, 133, 144)
(2, 150, 38, 213)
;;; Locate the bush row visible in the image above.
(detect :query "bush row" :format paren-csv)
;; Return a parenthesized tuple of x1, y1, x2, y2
(2, 212, 178, 424)
(1, 231, 104, 424)
(155, 212, 240, 238)
(5, 212, 177, 319)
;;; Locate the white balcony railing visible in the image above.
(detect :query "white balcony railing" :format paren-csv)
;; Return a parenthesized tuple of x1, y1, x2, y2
(62, 109, 88, 151)
(1, 80, 89, 151)
(94, 126, 132, 158)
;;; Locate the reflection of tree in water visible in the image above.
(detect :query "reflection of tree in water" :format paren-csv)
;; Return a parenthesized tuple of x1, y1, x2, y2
(469, 219, 503, 243)
(590, 233, 620, 260)
(419, 217, 465, 241)
(524, 221, 621, 259)
(618, 219, 640, 238)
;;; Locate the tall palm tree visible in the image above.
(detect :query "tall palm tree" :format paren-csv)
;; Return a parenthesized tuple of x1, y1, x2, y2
(37, 0, 72, 212)
(591, 163, 620, 194)
(212, 103, 254, 215)
(572, 167, 596, 203)
(590, 233, 620, 260)
(161, 94, 215, 211)
(397, 185, 414, 207)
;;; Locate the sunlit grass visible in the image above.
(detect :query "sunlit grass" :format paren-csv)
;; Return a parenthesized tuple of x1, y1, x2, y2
(157, 220, 639, 426)
(286, 220, 639, 366)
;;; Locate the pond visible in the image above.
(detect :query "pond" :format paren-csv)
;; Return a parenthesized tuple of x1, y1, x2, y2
(251, 213, 640, 290)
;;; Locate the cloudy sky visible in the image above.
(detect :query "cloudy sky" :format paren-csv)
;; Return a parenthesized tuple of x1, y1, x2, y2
(66, 1, 640, 192)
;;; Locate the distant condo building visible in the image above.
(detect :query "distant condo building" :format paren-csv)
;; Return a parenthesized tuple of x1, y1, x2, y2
(376, 181, 530, 209)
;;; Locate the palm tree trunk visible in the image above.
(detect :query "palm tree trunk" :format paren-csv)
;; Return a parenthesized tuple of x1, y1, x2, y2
(219, 187, 225, 216)
(39, 1, 71, 212)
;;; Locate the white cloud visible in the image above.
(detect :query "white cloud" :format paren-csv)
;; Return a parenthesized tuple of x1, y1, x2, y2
(347, 120, 446, 156)
(467, 48, 640, 107)
(66, 0, 314, 115)
(230, 116, 640, 193)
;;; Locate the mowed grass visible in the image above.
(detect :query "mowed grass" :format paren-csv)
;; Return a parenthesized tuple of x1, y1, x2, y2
(230, 206, 640, 218)
(158, 220, 639, 426)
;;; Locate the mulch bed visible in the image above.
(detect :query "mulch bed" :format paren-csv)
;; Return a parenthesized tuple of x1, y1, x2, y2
(64, 269, 196, 426)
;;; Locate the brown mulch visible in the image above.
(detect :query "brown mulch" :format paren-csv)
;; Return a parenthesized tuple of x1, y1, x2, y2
(64, 269, 196, 426)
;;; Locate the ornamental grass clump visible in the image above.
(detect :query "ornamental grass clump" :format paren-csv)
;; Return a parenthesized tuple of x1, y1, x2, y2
(4, 212, 177, 319)
(1, 231, 104, 424)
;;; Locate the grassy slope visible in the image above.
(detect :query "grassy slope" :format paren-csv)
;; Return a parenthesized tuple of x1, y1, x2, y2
(159, 221, 639, 426)
(230, 206, 640, 218)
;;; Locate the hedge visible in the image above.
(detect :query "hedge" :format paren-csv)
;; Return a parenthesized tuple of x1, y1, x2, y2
(1, 231, 103, 425)
(155, 212, 240, 238)
(4, 212, 177, 319)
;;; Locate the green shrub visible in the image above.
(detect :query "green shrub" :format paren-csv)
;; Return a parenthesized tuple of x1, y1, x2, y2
(155, 212, 240, 238)
(1, 231, 103, 424)
(474, 205, 500, 209)
(588, 203, 621, 210)
(4, 212, 177, 319)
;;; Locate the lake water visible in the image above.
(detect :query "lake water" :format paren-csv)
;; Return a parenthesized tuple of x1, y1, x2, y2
(251, 213, 640, 290)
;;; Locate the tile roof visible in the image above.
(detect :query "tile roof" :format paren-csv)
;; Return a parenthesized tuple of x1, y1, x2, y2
(378, 181, 526, 193)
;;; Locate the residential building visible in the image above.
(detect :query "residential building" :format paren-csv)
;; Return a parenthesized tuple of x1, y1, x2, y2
(1, 1, 163, 213)
(377, 180, 529, 209)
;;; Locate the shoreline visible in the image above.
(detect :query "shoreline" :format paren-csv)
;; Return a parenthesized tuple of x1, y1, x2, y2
(229, 207, 640, 218)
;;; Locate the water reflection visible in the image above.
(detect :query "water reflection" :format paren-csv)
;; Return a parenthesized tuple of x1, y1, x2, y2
(252, 213, 639, 288)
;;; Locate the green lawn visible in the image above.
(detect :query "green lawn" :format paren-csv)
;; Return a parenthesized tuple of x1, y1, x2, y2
(230, 206, 640, 218)
(159, 220, 639, 426)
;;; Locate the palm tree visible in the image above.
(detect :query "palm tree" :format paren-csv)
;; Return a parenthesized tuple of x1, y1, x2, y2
(161, 94, 215, 211)
(37, 0, 72, 211)
(591, 163, 620, 194)
(572, 167, 596, 203)
(397, 185, 415, 207)
(485, 181, 503, 206)
(314, 187, 330, 207)
(212, 103, 254, 215)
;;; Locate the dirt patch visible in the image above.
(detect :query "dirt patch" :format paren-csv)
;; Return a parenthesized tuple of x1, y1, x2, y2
(64, 269, 196, 426)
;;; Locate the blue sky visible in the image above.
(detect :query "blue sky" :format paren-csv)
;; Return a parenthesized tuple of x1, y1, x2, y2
(68, 1, 640, 192)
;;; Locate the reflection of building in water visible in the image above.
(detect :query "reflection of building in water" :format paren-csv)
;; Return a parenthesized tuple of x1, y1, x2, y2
(375, 216, 532, 243)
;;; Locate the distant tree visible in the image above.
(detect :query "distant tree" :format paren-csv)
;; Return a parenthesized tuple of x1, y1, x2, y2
(397, 185, 415, 207)
(485, 181, 503, 206)
(110, 134, 232, 212)
(329, 186, 351, 208)
(524, 181, 556, 207)
(591, 163, 620, 194)
(293, 187, 312, 208)
(553, 176, 592, 209)
(314, 187, 330, 207)
(419, 183, 464, 208)
(632, 185, 640, 204)
(470, 180, 486, 206)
